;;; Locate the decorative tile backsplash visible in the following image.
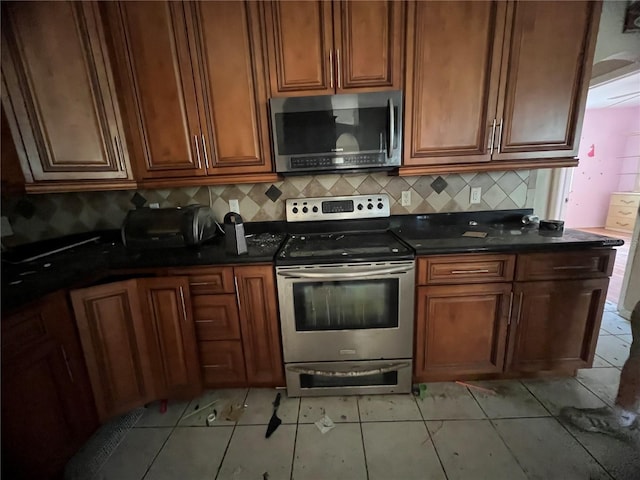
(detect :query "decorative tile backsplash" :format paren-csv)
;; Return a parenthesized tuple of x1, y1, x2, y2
(2, 170, 536, 245)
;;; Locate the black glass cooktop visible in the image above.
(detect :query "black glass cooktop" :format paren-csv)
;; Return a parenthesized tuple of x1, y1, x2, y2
(276, 231, 414, 265)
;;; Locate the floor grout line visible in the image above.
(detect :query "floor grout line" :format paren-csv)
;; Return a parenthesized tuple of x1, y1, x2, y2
(289, 393, 301, 480)
(356, 397, 370, 480)
(213, 388, 250, 480)
(413, 392, 449, 480)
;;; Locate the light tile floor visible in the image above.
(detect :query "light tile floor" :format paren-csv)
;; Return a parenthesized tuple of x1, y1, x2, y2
(95, 302, 638, 480)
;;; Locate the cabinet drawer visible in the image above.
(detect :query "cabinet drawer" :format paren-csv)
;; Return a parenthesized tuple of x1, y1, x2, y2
(198, 341, 246, 387)
(192, 295, 240, 340)
(610, 193, 640, 208)
(605, 215, 636, 233)
(515, 250, 615, 281)
(168, 267, 235, 294)
(417, 254, 515, 285)
(607, 204, 637, 219)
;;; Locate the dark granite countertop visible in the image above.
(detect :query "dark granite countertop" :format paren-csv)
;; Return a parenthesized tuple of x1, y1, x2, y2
(388, 211, 624, 255)
(1, 210, 625, 313)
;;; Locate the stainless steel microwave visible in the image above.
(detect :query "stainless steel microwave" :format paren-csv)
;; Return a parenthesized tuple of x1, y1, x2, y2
(269, 91, 402, 175)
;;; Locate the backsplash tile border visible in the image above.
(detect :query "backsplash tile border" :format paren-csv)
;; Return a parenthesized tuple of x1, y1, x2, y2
(1, 170, 537, 245)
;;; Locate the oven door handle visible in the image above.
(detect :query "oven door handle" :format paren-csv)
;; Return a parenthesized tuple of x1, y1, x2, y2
(387, 97, 395, 158)
(277, 266, 412, 279)
(287, 362, 410, 378)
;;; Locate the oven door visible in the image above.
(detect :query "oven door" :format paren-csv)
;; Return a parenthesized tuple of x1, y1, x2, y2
(285, 359, 413, 397)
(276, 261, 415, 363)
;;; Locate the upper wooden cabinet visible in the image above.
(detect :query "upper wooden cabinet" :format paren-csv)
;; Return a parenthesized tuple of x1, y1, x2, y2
(263, 0, 404, 96)
(493, 1, 599, 161)
(1, 1, 133, 191)
(403, 0, 600, 172)
(71, 277, 201, 422)
(404, 1, 506, 166)
(105, 1, 274, 183)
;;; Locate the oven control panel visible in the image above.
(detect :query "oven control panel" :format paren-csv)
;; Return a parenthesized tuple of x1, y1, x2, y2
(286, 194, 390, 222)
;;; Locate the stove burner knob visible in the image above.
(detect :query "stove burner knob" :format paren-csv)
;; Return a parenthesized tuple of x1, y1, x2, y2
(312, 206, 318, 213)
(367, 203, 373, 210)
(292, 207, 299, 214)
(302, 206, 308, 213)
(377, 202, 384, 209)
(357, 204, 363, 210)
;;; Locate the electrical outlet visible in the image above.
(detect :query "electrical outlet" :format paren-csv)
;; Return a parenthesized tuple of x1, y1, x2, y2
(1, 216, 13, 237)
(401, 191, 411, 206)
(470, 187, 482, 204)
(229, 199, 240, 213)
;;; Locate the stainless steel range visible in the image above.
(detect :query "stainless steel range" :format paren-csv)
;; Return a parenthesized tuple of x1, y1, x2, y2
(275, 194, 415, 397)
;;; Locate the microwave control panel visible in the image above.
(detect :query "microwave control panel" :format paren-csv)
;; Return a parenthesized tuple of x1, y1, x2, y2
(286, 194, 390, 222)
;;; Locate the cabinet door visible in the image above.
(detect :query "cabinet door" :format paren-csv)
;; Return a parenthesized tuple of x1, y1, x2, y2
(235, 265, 285, 386)
(333, 0, 404, 92)
(404, 1, 506, 166)
(198, 340, 247, 387)
(492, 1, 600, 161)
(415, 283, 512, 381)
(2, 292, 98, 479)
(263, 1, 334, 96)
(71, 280, 156, 422)
(138, 277, 202, 399)
(508, 278, 608, 372)
(187, 1, 272, 175)
(1, 1, 131, 181)
(105, 1, 206, 179)
(192, 294, 241, 341)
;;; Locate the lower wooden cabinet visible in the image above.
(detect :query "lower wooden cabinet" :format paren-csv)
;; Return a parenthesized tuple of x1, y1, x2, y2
(198, 340, 247, 386)
(1, 291, 98, 480)
(415, 283, 512, 381)
(507, 278, 609, 372)
(70, 277, 201, 422)
(235, 265, 284, 386)
(414, 249, 614, 382)
(171, 263, 285, 387)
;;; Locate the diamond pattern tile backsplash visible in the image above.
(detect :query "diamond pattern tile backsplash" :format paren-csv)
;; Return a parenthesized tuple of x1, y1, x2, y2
(1, 170, 537, 245)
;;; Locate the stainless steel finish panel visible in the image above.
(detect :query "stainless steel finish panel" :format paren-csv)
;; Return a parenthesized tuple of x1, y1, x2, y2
(285, 194, 390, 222)
(276, 260, 415, 363)
(285, 359, 413, 397)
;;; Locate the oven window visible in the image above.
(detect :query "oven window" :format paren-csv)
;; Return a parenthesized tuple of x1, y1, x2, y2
(292, 279, 399, 331)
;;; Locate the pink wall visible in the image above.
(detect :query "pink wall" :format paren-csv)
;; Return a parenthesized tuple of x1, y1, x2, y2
(565, 106, 640, 228)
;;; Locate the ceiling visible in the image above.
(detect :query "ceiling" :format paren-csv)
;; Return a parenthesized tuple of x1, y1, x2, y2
(586, 70, 640, 109)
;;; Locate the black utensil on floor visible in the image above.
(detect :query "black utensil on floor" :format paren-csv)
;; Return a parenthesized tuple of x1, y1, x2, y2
(265, 393, 282, 438)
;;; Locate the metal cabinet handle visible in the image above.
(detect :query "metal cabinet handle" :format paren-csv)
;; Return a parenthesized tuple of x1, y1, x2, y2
(489, 119, 497, 155)
(450, 269, 490, 274)
(234, 276, 240, 309)
(616, 221, 630, 226)
(552, 265, 590, 270)
(193, 135, 202, 169)
(507, 291, 514, 325)
(201, 134, 210, 169)
(336, 49, 341, 89)
(189, 281, 220, 287)
(179, 286, 188, 322)
(497, 118, 504, 153)
(61, 346, 74, 382)
(113, 136, 125, 172)
(515, 292, 523, 326)
(620, 199, 634, 204)
(329, 50, 334, 89)
(618, 211, 631, 216)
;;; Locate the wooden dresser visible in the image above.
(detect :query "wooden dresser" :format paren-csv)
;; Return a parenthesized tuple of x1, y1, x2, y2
(605, 192, 640, 233)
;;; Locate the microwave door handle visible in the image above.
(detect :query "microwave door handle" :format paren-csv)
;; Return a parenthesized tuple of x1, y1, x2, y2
(387, 97, 395, 158)
(287, 362, 410, 377)
(277, 266, 412, 279)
